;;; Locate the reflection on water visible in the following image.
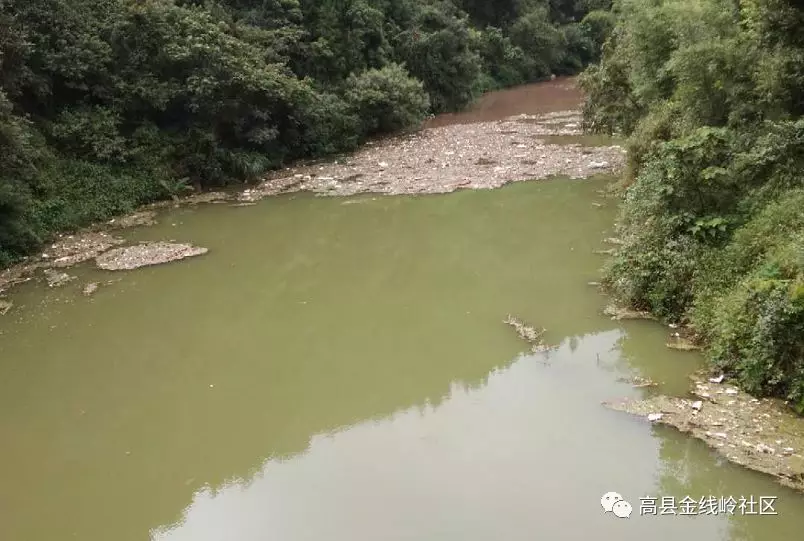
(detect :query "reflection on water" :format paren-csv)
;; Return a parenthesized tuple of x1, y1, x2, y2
(153, 332, 801, 541)
(1, 177, 802, 541)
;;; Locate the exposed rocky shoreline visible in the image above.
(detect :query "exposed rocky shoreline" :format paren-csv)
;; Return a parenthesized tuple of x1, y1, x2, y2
(604, 376, 804, 492)
(248, 110, 625, 200)
(0, 108, 624, 296)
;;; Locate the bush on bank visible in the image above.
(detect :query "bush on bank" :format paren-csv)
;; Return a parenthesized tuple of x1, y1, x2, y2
(580, 0, 804, 411)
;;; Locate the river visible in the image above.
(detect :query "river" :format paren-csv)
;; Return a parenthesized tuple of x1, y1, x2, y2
(0, 81, 802, 540)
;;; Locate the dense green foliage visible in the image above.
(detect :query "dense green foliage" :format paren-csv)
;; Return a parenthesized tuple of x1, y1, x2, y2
(0, 0, 612, 266)
(581, 0, 804, 411)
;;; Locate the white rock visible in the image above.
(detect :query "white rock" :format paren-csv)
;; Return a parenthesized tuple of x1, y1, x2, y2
(756, 443, 775, 454)
(691, 401, 703, 411)
(647, 413, 663, 422)
(709, 375, 725, 383)
(725, 388, 739, 395)
(589, 161, 609, 169)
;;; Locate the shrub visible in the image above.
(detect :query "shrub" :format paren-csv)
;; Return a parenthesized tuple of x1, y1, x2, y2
(695, 224, 804, 412)
(344, 63, 430, 136)
(580, 10, 616, 60)
(509, 8, 565, 80)
(473, 26, 528, 88)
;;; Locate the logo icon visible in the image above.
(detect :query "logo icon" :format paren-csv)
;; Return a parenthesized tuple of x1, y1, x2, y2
(601, 492, 632, 518)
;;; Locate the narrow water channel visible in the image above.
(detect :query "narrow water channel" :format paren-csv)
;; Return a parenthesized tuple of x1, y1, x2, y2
(1, 84, 803, 541)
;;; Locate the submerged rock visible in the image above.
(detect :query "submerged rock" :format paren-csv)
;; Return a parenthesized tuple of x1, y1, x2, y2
(82, 282, 99, 296)
(616, 375, 659, 388)
(0, 299, 12, 315)
(96, 242, 209, 271)
(43, 269, 75, 287)
(666, 335, 701, 351)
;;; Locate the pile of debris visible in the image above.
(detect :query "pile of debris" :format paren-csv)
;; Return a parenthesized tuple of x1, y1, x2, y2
(604, 375, 804, 492)
(504, 314, 554, 353)
(96, 242, 209, 271)
(250, 109, 626, 200)
(107, 210, 158, 229)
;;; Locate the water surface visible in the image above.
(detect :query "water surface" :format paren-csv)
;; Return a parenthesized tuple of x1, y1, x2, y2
(0, 178, 802, 541)
(424, 77, 583, 128)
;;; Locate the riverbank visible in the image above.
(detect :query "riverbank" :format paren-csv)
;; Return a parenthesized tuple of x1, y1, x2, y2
(0, 107, 625, 295)
(2, 87, 803, 496)
(604, 374, 804, 492)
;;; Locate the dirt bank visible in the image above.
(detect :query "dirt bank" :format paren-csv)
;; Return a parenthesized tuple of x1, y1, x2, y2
(604, 376, 804, 492)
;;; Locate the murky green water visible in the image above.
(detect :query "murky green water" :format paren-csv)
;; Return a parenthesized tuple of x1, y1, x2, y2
(1, 177, 802, 541)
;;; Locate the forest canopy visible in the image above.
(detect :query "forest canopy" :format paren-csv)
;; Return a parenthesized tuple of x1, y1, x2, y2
(0, 0, 613, 265)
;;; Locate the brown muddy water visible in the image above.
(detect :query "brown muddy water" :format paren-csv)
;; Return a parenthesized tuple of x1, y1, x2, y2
(425, 77, 583, 128)
(1, 83, 803, 541)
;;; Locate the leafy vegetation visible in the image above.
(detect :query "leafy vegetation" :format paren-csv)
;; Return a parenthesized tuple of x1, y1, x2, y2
(0, 0, 612, 266)
(581, 0, 804, 411)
